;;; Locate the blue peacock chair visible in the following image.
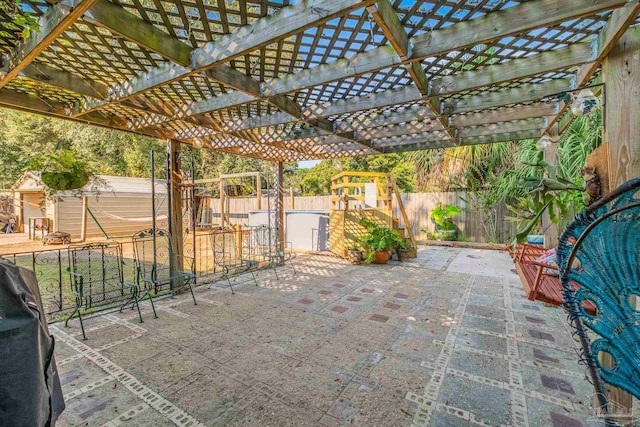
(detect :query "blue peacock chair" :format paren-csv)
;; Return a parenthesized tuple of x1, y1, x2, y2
(557, 177, 640, 412)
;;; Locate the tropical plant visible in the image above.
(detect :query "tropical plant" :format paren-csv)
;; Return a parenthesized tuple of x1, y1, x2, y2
(430, 203, 461, 240)
(557, 110, 602, 181)
(430, 204, 460, 230)
(505, 149, 586, 247)
(359, 218, 407, 263)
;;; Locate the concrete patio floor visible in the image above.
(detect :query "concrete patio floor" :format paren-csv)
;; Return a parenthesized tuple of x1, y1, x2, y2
(52, 247, 599, 426)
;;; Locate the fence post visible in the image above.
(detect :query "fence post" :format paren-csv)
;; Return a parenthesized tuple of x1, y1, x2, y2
(256, 175, 262, 210)
(290, 187, 295, 210)
(80, 196, 88, 242)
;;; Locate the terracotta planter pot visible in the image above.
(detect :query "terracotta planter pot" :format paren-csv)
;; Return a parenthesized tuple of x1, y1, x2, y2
(373, 249, 391, 264)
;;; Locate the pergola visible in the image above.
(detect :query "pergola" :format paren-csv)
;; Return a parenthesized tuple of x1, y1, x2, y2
(0, 0, 636, 158)
(0, 0, 638, 247)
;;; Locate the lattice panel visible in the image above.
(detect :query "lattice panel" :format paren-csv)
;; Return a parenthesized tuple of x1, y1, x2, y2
(396, 0, 530, 38)
(207, 100, 277, 123)
(443, 67, 575, 103)
(115, 0, 291, 47)
(38, 22, 165, 86)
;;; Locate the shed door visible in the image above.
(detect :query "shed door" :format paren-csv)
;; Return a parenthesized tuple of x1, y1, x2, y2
(22, 192, 45, 233)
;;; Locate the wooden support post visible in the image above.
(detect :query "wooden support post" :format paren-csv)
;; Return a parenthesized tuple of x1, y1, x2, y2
(343, 175, 349, 210)
(604, 27, 640, 190)
(600, 26, 639, 419)
(80, 196, 88, 242)
(274, 162, 285, 252)
(167, 139, 184, 279)
(256, 174, 262, 210)
(331, 176, 337, 210)
(386, 174, 394, 211)
(219, 178, 225, 226)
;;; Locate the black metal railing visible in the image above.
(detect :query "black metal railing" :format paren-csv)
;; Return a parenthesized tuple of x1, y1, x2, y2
(0, 226, 281, 322)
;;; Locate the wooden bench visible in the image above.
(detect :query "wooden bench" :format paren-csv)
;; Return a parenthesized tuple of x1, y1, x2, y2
(509, 243, 545, 263)
(511, 244, 596, 315)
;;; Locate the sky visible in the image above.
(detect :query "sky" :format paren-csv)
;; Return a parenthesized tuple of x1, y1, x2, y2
(298, 160, 321, 168)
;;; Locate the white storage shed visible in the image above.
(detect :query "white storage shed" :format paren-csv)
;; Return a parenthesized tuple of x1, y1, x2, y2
(12, 172, 167, 239)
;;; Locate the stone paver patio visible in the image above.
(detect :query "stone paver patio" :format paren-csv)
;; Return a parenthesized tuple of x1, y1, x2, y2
(53, 247, 598, 426)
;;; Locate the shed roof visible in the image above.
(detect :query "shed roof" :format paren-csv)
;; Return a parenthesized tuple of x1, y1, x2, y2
(12, 172, 168, 194)
(0, 0, 637, 161)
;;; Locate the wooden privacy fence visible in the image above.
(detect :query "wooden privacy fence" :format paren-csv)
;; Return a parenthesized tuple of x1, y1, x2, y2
(203, 192, 517, 244)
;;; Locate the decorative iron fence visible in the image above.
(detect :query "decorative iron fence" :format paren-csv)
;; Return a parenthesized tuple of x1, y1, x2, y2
(1, 226, 281, 322)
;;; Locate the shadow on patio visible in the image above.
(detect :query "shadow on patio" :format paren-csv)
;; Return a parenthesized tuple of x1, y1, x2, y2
(53, 247, 594, 426)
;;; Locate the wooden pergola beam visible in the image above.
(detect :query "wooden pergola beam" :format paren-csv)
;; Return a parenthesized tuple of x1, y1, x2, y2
(546, 1, 640, 133)
(200, 101, 554, 148)
(371, 130, 452, 147)
(263, 0, 624, 98)
(41, 0, 245, 139)
(176, 78, 568, 143)
(451, 79, 572, 114)
(457, 118, 548, 138)
(82, 0, 192, 66)
(0, 88, 173, 139)
(113, 0, 612, 134)
(0, 0, 99, 90)
(81, 0, 344, 147)
(378, 129, 543, 153)
(74, 0, 376, 115)
(18, 62, 178, 118)
(450, 103, 558, 128)
(368, 0, 451, 140)
(168, 39, 593, 130)
(431, 43, 595, 96)
(20, 62, 107, 99)
(371, 119, 548, 148)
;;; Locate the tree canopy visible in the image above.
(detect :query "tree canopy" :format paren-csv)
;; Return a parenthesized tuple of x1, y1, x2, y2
(0, 109, 417, 193)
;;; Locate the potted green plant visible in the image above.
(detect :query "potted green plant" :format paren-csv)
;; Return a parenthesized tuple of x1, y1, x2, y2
(30, 150, 95, 192)
(346, 245, 364, 265)
(359, 218, 407, 264)
(430, 204, 461, 240)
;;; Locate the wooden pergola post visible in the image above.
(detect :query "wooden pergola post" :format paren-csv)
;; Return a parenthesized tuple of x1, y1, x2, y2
(604, 27, 640, 189)
(599, 26, 639, 419)
(274, 162, 285, 252)
(167, 139, 184, 282)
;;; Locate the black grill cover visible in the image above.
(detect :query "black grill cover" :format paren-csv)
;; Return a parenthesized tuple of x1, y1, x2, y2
(0, 259, 65, 427)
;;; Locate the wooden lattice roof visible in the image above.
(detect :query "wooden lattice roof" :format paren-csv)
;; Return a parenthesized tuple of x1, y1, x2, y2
(0, 0, 638, 161)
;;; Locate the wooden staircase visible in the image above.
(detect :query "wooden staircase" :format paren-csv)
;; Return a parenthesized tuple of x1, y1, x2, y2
(328, 171, 417, 259)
